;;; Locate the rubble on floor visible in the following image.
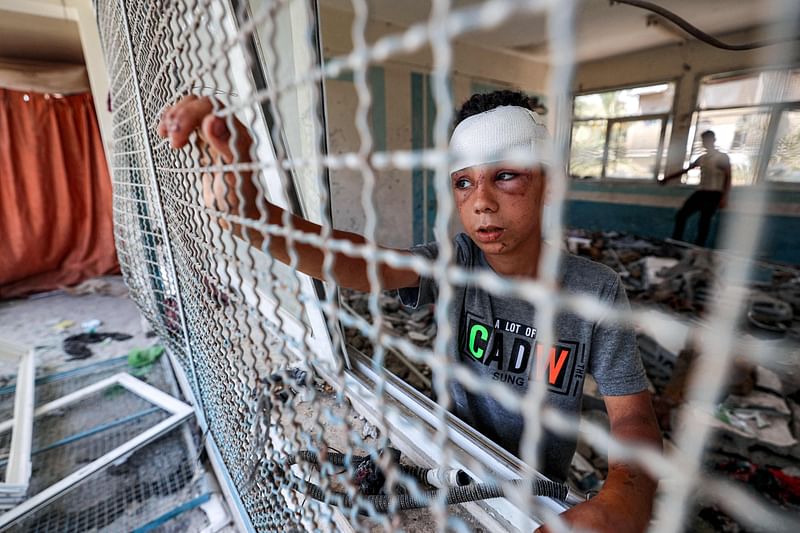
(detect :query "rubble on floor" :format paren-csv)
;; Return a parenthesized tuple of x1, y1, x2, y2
(568, 229, 800, 529)
(341, 289, 434, 394)
(566, 229, 800, 340)
(0, 277, 231, 532)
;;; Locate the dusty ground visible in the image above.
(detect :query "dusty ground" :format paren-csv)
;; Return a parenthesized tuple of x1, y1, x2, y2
(0, 276, 236, 532)
(0, 276, 152, 377)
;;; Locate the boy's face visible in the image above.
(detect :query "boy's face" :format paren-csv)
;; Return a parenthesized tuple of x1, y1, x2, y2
(451, 164, 546, 259)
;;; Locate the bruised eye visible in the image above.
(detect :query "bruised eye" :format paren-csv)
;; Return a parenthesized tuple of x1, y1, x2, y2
(496, 171, 518, 181)
(453, 177, 471, 190)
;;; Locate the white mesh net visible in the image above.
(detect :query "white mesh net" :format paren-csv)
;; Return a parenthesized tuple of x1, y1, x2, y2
(94, 0, 800, 531)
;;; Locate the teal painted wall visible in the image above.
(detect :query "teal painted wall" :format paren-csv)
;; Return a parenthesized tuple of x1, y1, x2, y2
(564, 181, 800, 265)
(411, 72, 426, 244)
(411, 72, 454, 244)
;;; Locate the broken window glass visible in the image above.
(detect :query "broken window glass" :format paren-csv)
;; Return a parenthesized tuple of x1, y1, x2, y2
(605, 118, 667, 179)
(569, 119, 605, 178)
(766, 109, 800, 183)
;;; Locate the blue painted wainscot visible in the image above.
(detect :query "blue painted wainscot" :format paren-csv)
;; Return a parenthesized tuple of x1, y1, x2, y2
(565, 179, 800, 266)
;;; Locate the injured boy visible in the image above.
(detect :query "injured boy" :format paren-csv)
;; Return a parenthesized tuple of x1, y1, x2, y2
(158, 89, 661, 533)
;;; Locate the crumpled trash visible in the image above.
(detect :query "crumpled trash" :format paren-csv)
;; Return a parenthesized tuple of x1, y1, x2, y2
(128, 346, 164, 367)
(63, 332, 132, 360)
(352, 447, 400, 495)
(266, 367, 308, 403)
(747, 293, 793, 333)
(127, 345, 165, 377)
(361, 421, 379, 440)
(685, 400, 799, 458)
(81, 319, 103, 333)
(53, 319, 75, 332)
(716, 460, 800, 505)
(716, 406, 770, 434)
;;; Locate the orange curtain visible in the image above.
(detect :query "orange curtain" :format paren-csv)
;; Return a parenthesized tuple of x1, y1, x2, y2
(0, 88, 119, 298)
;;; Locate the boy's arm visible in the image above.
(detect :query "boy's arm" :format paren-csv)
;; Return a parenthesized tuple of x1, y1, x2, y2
(538, 391, 661, 533)
(157, 96, 419, 292)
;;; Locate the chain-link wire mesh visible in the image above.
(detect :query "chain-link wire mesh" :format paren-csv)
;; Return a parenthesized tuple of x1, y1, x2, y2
(94, 0, 800, 531)
(1, 357, 205, 532)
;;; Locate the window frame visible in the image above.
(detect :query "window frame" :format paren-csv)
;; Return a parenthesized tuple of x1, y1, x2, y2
(569, 80, 678, 182)
(165, 1, 578, 531)
(764, 103, 800, 184)
(338, 348, 576, 530)
(601, 112, 671, 180)
(0, 338, 35, 507)
(0, 373, 194, 526)
(219, 0, 341, 371)
(687, 67, 800, 187)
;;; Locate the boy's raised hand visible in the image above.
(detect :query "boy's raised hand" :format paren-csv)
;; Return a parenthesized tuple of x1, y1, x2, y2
(155, 95, 417, 292)
(156, 95, 261, 241)
(157, 95, 252, 164)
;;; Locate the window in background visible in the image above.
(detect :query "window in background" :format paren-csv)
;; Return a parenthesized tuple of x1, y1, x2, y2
(767, 109, 800, 182)
(570, 83, 674, 180)
(248, 0, 325, 224)
(687, 69, 800, 185)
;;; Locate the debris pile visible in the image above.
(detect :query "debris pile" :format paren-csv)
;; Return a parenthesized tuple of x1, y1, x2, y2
(566, 229, 800, 340)
(567, 230, 713, 313)
(566, 229, 800, 529)
(340, 289, 434, 393)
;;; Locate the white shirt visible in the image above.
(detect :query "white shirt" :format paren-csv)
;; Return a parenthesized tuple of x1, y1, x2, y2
(696, 148, 730, 192)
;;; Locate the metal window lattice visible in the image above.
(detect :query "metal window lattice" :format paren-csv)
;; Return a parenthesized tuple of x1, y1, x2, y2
(3, 361, 201, 533)
(95, 0, 800, 532)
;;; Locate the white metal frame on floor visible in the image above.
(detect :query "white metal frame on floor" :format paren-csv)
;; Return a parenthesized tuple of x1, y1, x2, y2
(0, 372, 194, 527)
(0, 338, 36, 510)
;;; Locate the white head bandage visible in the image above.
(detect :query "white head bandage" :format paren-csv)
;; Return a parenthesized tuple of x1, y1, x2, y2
(448, 105, 551, 174)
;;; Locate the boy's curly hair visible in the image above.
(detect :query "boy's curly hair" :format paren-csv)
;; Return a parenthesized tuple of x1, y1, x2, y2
(454, 90, 546, 127)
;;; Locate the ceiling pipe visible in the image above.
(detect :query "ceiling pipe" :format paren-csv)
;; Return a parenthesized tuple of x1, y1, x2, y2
(610, 0, 800, 51)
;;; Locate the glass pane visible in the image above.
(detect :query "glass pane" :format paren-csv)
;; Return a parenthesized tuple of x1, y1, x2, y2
(605, 119, 664, 179)
(569, 120, 606, 178)
(685, 108, 770, 186)
(790, 71, 800, 101)
(767, 109, 800, 183)
(574, 83, 674, 119)
(698, 69, 800, 109)
(251, 0, 323, 224)
(658, 119, 672, 180)
(244, 0, 321, 327)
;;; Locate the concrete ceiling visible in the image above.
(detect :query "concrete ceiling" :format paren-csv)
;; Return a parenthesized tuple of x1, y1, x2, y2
(0, 8, 84, 64)
(320, 0, 790, 62)
(0, 0, 789, 67)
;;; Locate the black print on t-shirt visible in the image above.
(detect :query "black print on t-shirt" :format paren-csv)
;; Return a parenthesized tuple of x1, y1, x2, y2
(460, 312, 586, 396)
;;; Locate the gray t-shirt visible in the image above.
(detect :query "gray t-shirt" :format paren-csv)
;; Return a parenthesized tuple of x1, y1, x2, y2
(398, 233, 648, 482)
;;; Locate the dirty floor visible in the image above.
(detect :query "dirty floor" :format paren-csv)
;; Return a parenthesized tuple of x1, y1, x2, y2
(0, 276, 235, 532)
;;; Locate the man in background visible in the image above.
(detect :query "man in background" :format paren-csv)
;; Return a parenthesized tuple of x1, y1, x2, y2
(660, 130, 732, 246)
